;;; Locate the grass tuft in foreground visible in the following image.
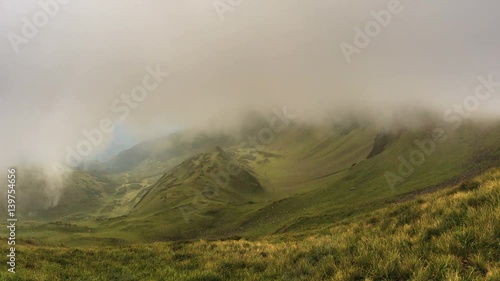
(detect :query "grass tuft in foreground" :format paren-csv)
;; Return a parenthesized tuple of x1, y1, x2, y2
(1, 169, 499, 280)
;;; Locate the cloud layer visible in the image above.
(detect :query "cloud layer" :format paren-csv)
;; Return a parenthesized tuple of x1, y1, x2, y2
(1, 0, 500, 168)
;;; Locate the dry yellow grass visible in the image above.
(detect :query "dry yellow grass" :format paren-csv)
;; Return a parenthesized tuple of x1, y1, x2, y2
(1, 169, 499, 280)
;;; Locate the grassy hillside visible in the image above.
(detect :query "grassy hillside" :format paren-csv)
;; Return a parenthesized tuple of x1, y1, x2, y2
(104, 120, 500, 241)
(12, 120, 500, 246)
(118, 146, 267, 241)
(103, 132, 235, 175)
(0, 167, 113, 220)
(3, 168, 498, 280)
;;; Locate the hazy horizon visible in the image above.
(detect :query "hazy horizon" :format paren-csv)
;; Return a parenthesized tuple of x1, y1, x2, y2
(1, 0, 500, 168)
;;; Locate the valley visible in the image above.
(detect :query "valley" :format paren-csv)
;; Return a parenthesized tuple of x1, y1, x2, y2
(6, 120, 500, 246)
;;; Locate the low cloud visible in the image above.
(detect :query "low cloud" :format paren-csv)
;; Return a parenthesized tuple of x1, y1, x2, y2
(1, 0, 499, 169)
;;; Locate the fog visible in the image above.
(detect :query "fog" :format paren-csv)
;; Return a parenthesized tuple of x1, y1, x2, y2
(1, 0, 500, 170)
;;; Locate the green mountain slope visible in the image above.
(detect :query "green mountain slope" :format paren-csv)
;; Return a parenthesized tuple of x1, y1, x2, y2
(106, 120, 500, 241)
(104, 132, 234, 174)
(113, 146, 267, 240)
(2, 167, 113, 220)
(237, 121, 500, 236)
(4, 167, 499, 280)
(15, 119, 500, 245)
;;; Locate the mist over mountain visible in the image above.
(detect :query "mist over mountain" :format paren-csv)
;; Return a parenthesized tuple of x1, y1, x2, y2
(1, 0, 500, 172)
(1, 1, 500, 279)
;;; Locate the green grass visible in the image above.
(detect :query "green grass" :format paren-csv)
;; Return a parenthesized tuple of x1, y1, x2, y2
(2, 168, 499, 280)
(2, 121, 500, 280)
(11, 121, 500, 245)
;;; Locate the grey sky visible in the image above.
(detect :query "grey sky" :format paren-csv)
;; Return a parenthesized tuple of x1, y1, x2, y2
(1, 0, 499, 167)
